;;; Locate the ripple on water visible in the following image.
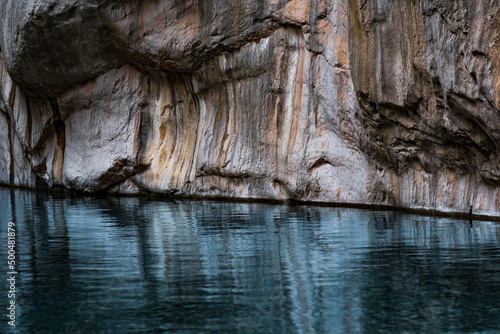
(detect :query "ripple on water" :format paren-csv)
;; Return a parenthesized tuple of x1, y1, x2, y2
(1, 189, 499, 333)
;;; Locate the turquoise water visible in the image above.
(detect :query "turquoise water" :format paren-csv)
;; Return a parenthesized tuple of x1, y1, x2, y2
(1, 188, 500, 333)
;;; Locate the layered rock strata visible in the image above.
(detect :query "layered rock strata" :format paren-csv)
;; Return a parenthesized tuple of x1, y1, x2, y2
(0, 0, 499, 217)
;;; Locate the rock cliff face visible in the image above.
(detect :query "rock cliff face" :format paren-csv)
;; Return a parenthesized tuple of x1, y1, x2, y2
(0, 0, 499, 217)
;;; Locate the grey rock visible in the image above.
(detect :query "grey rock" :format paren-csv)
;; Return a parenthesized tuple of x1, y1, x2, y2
(0, 0, 499, 217)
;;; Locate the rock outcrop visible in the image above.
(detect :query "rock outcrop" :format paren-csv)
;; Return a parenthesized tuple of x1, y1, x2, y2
(0, 0, 499, 217)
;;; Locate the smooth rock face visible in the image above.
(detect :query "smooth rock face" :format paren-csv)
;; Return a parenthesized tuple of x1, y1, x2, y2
(0, 0, 499, 217)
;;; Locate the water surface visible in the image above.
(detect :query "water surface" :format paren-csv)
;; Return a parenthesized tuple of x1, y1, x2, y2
(1, 189, 500, 333)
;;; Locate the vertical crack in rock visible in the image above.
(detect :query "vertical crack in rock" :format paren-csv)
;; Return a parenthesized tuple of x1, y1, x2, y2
(47, 96, 65, 184)
(26, 95, 32, 149)
(133, 76, 151, 166)
(5, 82, 16, 185)
(186, 76, 201, 187)
(7, 112, 14, 185)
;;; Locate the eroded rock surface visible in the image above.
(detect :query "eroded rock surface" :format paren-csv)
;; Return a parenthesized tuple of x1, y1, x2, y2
(0, 0, 499, 217)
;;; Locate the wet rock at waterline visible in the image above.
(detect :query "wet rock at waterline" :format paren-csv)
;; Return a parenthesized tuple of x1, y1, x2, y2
(0, 0, 499, 217)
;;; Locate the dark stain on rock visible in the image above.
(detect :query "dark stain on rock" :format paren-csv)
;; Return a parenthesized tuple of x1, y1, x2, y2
(97, 158, 149, 190)
(308, 156, 332, 171)
(133, 75, 152, 165)
(26, 95, 32, 149)
(47, 96, 65, 183)
(6, 112, 14, 185)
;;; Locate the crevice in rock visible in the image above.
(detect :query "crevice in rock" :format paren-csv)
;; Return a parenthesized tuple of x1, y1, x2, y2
(447, 93, 499, 151)
(8, 85, 16, 110)
(33, 157, 49, 189)
(196, 165, 251, 180)
(26, 95, 32, 149)
(27, 122, 56, 155)
(6, 112, 14, 185)
(47, 96, 65, 183)
(308, 157, 338, 171)
(133, 75, 151, 165)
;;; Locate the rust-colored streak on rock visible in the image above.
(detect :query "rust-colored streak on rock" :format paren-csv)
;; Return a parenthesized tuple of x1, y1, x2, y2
(287, 32, 305, 169)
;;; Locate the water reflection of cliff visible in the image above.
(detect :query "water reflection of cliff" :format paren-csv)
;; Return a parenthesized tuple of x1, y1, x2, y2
(1, 189, 499, 333)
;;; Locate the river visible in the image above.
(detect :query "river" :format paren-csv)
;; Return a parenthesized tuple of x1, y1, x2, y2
(1, 188, 500, 333)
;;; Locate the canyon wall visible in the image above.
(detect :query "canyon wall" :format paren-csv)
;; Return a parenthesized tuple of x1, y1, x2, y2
(0, 0, 499, 217)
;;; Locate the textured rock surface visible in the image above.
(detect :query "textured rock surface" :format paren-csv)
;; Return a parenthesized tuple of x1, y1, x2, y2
(0, 0, 499, 217)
